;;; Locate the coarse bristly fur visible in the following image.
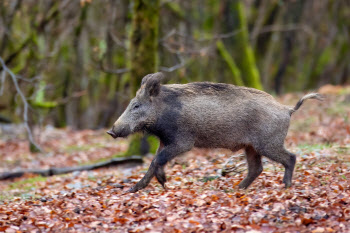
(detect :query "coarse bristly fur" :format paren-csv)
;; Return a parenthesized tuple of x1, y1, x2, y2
(107, 72, 324, 193)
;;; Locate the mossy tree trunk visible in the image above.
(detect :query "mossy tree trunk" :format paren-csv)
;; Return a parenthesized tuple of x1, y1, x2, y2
(231, 0, 263, 90)
(216, 40, 244, 86)
(129, 0, 160, 95)
(124, 0, 160, 156)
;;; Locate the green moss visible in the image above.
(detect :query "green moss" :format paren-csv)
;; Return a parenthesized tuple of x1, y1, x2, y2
(307, 46, 333, 89)
(129, 0, 160, 94)
(8, 176, 47, 192)
(199, 176, 220, 183)
(335, 145, 350, 155)
(119, 134, 159, 157)
(123, 134, 144, 156)
(231, 1, 263, 90)
(64, 143, 104, 153)
(147, 135, 159, 154)
(297, 143, 333, 153)
(123, 0, 160, 155)
(216, 40, 244, 86)
(31, 101, 58, 109)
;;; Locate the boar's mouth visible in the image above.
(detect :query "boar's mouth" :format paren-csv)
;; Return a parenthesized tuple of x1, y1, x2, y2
(106, 125, 131, 139)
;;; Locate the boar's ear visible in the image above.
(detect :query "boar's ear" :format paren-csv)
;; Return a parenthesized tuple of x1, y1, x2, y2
(141, 74, 153, 86)
(143, 72, 164, 97)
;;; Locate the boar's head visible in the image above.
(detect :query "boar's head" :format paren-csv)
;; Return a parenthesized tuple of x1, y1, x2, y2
(107, 72, 164, 138)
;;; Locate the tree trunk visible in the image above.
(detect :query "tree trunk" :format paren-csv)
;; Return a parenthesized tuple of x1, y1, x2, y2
(216, 40, 244, 86)
(231, 0, 263, 90)
(129, 0, 159, 95)
(124, 0, 160, 156)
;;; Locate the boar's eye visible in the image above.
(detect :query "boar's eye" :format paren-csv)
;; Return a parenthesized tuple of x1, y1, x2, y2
(132, 104, 140, 110)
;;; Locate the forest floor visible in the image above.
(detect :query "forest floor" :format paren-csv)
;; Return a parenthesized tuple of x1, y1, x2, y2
(0, 85, 349, 232)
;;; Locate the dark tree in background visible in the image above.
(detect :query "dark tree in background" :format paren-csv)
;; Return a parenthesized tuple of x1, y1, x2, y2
(129, 0, 160, 95)
(0, 0, 349, 152)
(124, 0, 160, 156)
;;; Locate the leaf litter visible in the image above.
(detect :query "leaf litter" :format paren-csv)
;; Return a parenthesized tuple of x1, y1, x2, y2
(0, 86, 349, 232)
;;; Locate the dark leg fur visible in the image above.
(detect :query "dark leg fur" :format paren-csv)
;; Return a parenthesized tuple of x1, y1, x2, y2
(154, 141, 167, 189)
(257, 146, 296, 188)
(128, 159, 157, 193)
(129, 140, 193, 192)
(155, 165, 167, 189)
(238, 146, 263, 189)
(282, 151, 296, 187)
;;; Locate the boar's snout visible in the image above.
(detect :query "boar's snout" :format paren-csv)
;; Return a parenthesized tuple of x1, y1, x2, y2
(106, 123, 131, 139)
(106, 129, 117, 138)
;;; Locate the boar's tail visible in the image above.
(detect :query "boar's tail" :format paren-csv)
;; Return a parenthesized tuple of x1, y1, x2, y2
(290, 93, 324, 115)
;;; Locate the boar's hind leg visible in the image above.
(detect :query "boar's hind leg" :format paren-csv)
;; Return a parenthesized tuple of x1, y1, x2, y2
(238, 146, 263, 189)
(258, 146, 296, 188)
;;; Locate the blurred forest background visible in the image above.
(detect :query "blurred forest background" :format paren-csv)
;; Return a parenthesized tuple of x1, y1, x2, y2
(0, 0, 349, 143)
(1, 2, 350, 231)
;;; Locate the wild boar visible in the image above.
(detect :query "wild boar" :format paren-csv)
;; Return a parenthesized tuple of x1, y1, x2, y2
(107, 72, 323, 193)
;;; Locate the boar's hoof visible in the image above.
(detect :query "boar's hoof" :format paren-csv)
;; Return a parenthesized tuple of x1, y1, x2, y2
(238, 182, 249, 189)
(127, 186, 138, 193)
(128, 184, 144, 193)
(127, 181, 149, 193)
(283, 176, 292, 188)
(155, 166, 167, 189)
(283, 181, 292, 188)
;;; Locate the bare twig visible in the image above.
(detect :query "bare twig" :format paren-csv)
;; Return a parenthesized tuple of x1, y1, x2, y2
(209, 30, 243, 41)
(160, 28, 243, 44)
(0, 71, 6, 95)
(252, 24, 314, 39)
(56, 90, 87, 104)
(160, 29, 177, 42)
(0, 57, 42, 152)
(16, 75, 41, 83)
(99, 66, 129, 75)
(160, 53, 187, 72)
(250, 1, 269, 48)
(161, 25, 313, 55)
(93, 55, 129, 75)
(108, 30, 127, 50)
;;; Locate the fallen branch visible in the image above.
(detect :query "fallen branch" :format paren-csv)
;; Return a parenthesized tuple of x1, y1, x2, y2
(222, 161, 247, 176)
(0, 156, 143, 180)
(0, 114, 11, 123)
(221, 154, 271, 176)
(0, 57, 42, 152)
(221, 153, 246, 176)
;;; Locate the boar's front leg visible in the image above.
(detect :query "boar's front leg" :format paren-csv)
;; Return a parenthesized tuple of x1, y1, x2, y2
(128, 159, 157, 193)
(127, 142, 164, 193)
(153, 143, 191, 189)
(129, 140, 193, 193)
